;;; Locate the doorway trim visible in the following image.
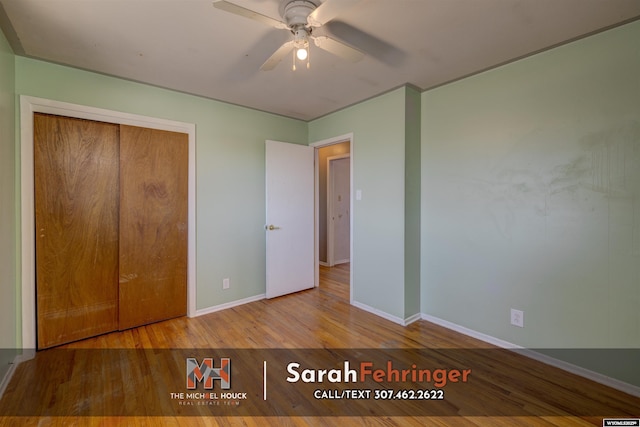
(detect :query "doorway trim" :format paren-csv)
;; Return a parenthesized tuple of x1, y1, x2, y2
(20, 96, 197, 352)
(326, 154, 350, 267)
(310, 133, 354, 304)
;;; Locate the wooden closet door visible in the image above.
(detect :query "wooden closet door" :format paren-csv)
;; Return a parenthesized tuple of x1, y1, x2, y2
(118, 125, 188, 330)
(34, 113, 120, 349)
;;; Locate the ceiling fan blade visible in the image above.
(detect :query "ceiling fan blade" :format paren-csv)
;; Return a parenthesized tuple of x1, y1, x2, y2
(213, 0, 287, 29)
(324, 21, 407, 66)
(260, 41, 295, 71)
(312, 36, 364, 62)
(307, 0, 361, 27)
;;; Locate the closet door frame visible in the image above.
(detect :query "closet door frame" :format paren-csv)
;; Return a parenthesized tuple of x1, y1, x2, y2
(20, 96, 197, 355)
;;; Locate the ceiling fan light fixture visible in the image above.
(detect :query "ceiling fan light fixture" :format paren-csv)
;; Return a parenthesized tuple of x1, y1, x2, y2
(292, 26, 310, 66)
(296, 47, 308, 61)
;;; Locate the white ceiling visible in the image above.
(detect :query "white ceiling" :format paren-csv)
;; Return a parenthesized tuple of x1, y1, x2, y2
(1, 0, 639, 121)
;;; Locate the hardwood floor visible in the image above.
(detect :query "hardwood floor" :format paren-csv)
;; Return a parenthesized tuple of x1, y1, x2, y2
(1, 263, 639, 426)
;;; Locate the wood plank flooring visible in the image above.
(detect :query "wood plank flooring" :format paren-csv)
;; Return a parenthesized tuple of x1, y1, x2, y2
(1, 263, 639, 426)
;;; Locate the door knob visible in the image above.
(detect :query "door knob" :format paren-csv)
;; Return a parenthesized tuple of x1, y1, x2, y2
(266, 224, 281, 230)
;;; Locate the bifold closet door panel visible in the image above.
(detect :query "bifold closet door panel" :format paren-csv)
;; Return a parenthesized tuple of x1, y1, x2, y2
(118, 125, 188, 330)
(34, 113, 120, 349)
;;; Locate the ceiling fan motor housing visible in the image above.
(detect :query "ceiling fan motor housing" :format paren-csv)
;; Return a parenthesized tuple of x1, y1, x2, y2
(280, 0, 320, 28)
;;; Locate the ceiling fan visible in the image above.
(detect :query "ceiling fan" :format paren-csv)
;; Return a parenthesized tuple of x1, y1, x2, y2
(213, 0, 365, 71)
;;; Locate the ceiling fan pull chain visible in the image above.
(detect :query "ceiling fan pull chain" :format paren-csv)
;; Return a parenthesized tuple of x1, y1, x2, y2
(292, 48, 297, 71)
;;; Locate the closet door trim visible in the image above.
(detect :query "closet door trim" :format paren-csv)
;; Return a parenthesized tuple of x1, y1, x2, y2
(20, 96, 197, 353)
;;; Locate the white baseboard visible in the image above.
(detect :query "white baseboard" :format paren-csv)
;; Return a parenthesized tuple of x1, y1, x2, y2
(353, 301, 405, 325)
(320, 260, 350, 267)
(15, 349, 35, 363)
(353, 301, 421, 326)
(421, 313, 640, 398)
(516, 347, 640, 398)
(404, 312, 422, 326)
(0, 354, 22, 400)
(422, 314, 522, 349)
(194, 294, 266, 317)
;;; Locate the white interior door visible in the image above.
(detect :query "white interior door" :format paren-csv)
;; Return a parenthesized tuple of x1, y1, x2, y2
(265, 140, 314, 298)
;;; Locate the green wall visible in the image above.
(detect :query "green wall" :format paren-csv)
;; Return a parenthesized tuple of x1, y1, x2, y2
(422, 21, 640, 381)
(0, 27, 16, 377)
(309, 88, 408, 320)
(309, 86, 422, 322)
(15, 56, 308, 315)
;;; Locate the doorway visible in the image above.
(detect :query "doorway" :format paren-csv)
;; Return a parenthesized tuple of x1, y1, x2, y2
(327, 154, 350, 267)
(311, 134, 353, 302)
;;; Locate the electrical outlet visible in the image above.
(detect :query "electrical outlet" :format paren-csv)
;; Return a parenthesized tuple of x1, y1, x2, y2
(223, 278, 230, 290)
(510, 309, 524, 328)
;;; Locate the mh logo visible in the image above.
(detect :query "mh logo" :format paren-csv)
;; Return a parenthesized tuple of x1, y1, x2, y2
(186, 357, 231, 389)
